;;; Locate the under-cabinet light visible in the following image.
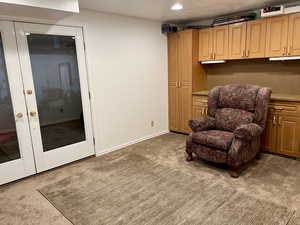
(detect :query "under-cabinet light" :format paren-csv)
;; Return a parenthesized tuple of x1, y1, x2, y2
(269, 56, 300, 61)
(171, 3, 183, 10)
(201, 60, 226, 64)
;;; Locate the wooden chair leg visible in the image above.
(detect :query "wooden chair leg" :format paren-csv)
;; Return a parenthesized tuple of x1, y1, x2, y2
(229, 165, 241, 178)
(186, 152, 193, 162)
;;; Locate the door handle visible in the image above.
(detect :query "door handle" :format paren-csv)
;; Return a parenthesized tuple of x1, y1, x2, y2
(272, 116, 276, 126)
(30, 111, 37, 117)
(178, 81, 181, 88)
(283, 47, 286, 56)
(16, 113, 23, 118)
(288, 46, 292, 55)
(278, 116, 282, 126)
(26, 90, 33, 95)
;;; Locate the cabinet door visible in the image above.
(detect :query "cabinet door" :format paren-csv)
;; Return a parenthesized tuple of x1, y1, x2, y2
(167, 33, 179, 86)
(246, 19, 267, 58)
(265, 15, 289, 57)
(199, 28, 213, 61)
(169, 85, 180, 132)
(179, 85, 192, 133)
(288, 12, 300, 56)
(177, 30, 192, 86)
(277, 116, 300, 157)
(261, 114, 277, 153)
(213, 25, 229, 60)
(228, 22, 247, 59)
(192, 106, 204, 119)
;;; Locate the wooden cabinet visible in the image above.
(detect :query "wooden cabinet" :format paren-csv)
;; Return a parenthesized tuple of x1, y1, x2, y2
(246, 19, 267, 58)
(228, 22, 247, 59)
(199, 12, 300, 61)
(288, 12, 300, 56)
(277, 115, 300, 157)
(192, 95, 208, 119)
(199, 25, 228, 61)
(261, 101, 300, 158)
(265, 15, 289, 57)
(199, 28, 214, 61)
(261, 113, 277, 152)
(213, 25, 229, 60)
(228, 19, 266, 60)
(168, 30, 207, 133)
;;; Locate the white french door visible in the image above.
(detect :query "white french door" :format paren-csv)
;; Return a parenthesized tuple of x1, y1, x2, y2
(0, 21, 36, 184)
(0, 21, 94, 185)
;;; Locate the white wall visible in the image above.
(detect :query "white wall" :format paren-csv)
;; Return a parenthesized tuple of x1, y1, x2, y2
(1, 9, 169, 155)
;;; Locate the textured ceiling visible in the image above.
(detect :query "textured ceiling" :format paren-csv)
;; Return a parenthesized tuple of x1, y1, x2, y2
(79, 0, 296, 23)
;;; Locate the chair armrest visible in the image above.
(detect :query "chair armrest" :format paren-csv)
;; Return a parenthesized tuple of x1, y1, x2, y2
(189, 117, 215, 132)
(234, 123, 263, 141)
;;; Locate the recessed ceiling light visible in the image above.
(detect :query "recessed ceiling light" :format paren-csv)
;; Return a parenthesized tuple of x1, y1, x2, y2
(171, 3, 183, 10)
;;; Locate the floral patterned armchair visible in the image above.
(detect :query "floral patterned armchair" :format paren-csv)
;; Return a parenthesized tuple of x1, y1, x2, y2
(186, 84, 272, 177)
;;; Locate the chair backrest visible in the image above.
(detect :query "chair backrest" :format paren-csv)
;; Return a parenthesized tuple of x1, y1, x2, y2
(208, 84, 272, 131)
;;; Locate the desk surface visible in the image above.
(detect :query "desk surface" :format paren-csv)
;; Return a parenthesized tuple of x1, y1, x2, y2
(192, 91, 300, 102)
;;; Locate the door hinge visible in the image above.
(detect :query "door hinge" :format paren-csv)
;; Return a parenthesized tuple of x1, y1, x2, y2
(93, 137, 96, 145)
(88, 92, 91, 99)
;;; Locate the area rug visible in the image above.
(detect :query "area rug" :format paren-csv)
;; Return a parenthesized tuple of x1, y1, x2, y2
(39, 153, 295, 225)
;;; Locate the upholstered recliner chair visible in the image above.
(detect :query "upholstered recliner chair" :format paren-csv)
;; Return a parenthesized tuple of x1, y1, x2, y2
(186, 84, 272, 177)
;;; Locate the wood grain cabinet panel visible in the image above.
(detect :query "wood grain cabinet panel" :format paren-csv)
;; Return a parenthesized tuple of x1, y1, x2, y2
(246, 19, 267, 58)
(168, 85, 180, 131)
(177, 31, 193, 85)
(213, 25, 229, 60)
(288, 12, 300, 56)
(180, 86, 192, 133)
(277, 116, 300, 157)
(228, 22, 247, 59)
(261, 114, 277, 153)
(167, 33, 179, 86)
(168, 30, 206, 133)
(265, 15, 289, 57)
(199, 28, 214, 61)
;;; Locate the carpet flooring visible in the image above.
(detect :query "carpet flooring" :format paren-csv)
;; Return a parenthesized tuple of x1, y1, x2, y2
(1, 133, 300, 225)
(40, 153, 295, 225)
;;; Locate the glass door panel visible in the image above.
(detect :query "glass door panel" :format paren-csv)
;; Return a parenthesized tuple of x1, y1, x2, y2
(0, 33, 20, 163)
(0, 21, 36, 185)
(15, 23, 94, 173)
(27, 34, 86, 152)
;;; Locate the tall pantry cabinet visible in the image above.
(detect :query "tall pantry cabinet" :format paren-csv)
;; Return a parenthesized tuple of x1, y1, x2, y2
(168, 30, 207, 133)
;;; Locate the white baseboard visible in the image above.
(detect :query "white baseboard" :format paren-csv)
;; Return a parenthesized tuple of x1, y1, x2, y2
(95, 130, 170, 157)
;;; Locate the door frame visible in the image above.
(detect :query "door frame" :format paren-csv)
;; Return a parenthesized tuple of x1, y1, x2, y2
(14, 22, 95, 173)
(0, 21, 36, 185)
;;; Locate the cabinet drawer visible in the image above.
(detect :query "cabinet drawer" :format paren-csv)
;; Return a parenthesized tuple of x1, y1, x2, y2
(192, 95, 208, 106)
(269, 102, 300, 115)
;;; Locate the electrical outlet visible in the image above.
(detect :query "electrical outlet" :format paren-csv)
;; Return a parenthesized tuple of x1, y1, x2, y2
(151, 121, 155, 127)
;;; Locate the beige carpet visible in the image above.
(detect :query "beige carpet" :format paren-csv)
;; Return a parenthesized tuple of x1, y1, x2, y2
(39, 153, 295, 225)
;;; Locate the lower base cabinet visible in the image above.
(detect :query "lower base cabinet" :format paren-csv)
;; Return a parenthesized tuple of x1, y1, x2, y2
(192, 95, 300, 158)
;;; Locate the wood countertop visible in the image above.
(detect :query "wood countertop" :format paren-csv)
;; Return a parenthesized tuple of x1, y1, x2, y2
(192, 91, 300, 102)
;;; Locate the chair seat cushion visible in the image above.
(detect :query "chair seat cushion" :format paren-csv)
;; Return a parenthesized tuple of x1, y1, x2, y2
(192, 130, 234, 151)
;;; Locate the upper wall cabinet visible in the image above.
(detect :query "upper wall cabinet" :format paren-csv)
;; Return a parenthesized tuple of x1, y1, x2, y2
(228, 22, 247, 59)
(198, 12, 300, 61)
(199, 25, 228, 61)
(246, 19, 267, 58)
(266, 13, 300, 57)
(228, 19, 266, 60)
(288, 13, 300, 56)
(265, 15, 289, 57)
(199, 28, 214, 61)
